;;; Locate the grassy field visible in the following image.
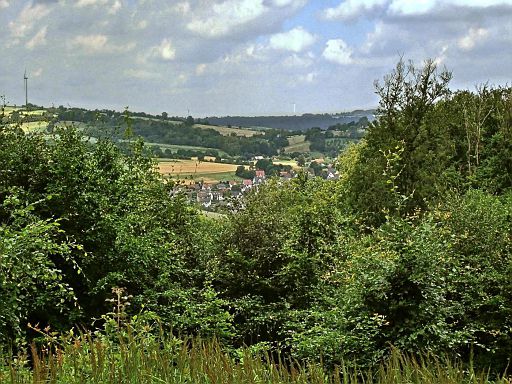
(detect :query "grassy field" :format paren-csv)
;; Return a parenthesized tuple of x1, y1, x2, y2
(284, 135, 310, 153)
(193, 124, 260, 137)
(4, 122, 47, 133)
(2, 106, 47, 116)
(2, 106, 19, 115)
(20, 121, 49, 133)
(159, 159, 241, 183)
(131, 115, 182, 124)
(273, 159, 300, 169)
(3, 331, 510, 384)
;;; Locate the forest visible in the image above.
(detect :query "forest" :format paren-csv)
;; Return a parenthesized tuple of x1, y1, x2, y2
(1, 59, 512, 383)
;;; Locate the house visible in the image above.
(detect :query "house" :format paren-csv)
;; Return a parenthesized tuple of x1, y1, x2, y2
(211, 190, 223, 201)
(325, 166, 339, 180)
(279, 171, 292, 180)
(253, 176, 265, 185)
(253, 170, 266, 186)
(242, 179, 253, 192)
(231, 190, 242, 199)
(197, 190, 212, 207)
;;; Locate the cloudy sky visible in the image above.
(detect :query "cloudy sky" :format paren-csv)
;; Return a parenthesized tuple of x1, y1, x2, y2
(1, 0, 511, 116)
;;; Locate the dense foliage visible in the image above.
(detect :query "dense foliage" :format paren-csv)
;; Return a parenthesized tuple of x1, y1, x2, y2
(0, 122, 230, 345)
(1, 59, 511, 379)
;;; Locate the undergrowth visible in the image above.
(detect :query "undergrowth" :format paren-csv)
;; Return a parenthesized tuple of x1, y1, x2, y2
(1, 326, 510, 384)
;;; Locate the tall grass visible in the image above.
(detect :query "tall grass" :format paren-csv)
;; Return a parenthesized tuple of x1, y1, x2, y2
(1, 330, 510, 384)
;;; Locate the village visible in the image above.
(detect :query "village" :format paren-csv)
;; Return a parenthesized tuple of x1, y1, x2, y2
(172, 163, 340, 210)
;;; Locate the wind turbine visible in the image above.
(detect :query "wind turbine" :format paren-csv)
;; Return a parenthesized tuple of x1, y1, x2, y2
(24, 70, 28, 111)
(293, 102, 296, 115)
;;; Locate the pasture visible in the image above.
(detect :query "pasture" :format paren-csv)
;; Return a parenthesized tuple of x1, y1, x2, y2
(284, 135, 310, 153)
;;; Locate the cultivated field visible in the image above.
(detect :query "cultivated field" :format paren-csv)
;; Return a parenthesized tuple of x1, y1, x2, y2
(158, 159, 241, 183)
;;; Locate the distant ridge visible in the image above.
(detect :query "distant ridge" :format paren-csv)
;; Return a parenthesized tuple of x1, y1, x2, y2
(205, 109, 376, 131)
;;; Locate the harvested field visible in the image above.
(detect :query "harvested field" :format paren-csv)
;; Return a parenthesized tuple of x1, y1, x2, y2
(158, 159, 241, 183)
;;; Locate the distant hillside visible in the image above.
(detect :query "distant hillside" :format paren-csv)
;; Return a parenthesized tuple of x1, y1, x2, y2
(205, 110, 376, 131)
(2, 104, 370, 158)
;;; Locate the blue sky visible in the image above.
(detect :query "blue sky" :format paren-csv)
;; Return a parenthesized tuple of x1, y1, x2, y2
(1, 0, 511, 116)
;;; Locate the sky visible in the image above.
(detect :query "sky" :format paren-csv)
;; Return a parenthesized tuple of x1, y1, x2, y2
(0, 0, 511, 117)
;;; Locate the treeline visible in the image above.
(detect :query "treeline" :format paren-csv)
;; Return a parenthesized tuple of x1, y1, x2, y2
(52, 106, 368, 159)
(205, 110, 375, 130)
(1, 59, 511, 376)
(304, 116, 369, 156)
(55, 108, 290, 157)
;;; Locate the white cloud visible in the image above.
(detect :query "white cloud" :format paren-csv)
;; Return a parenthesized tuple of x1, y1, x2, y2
(1, 0, 511, 116)
(324, 0, 512, 19)
(33, 68, 43, 78)
(172, 1, 190, 14)
(298, 71, 318, 83)
(137, 20, 148, 30)
(109, 0, 121, 15)
(195, 63, 207, 75)
(0, 0, 9, 9)
(152, 38, 176, 60)
(389, 0, 512, 15)
(434, 45, 449, 65)
(458, 27, 489, 50)
(186, 0, 266, 38)
(9, 4, 50, 38)
(449, 0, 512, 6)
(323, 0, 387, 20)
(76, 0, 109, 7)
(26, 26, 48, 50)
(269, 27, 315, 52)
(70, 34, 108, 52)
(124, 68, 159, 80)
(271, 0, 299, 6)
(69, 33, 136, 55)
(283, 52, 314, 67)
(388, 0, 435, 15)
(322, 39, 353, 65)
